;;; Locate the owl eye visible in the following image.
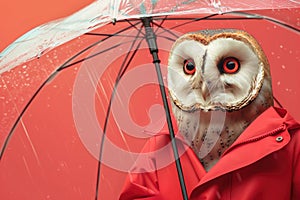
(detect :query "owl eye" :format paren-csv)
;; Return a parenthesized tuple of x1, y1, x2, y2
(218, 57, 240, 74)
(183, 59, 196, 75)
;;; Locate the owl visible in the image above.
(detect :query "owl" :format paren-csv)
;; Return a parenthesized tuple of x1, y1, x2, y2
(167, 29, 274, 171)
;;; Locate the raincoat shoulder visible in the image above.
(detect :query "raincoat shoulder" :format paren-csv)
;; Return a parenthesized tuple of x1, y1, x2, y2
(119, 107, 300, 200)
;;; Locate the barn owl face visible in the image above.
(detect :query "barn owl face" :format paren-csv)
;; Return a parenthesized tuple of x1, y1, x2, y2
(168, 29, 272, 112)
(168, 29, 274, 170)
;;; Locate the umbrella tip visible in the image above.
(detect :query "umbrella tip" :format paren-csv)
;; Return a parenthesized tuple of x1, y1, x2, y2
(112, 18, 117, 25)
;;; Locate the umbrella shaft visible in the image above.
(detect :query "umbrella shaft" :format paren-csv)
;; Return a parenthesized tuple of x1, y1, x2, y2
(142, 17, 189, 200)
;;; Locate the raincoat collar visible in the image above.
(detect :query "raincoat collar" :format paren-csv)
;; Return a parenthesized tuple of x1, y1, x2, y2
(225, 106, 300, 145)
(170, 106, 300, 197)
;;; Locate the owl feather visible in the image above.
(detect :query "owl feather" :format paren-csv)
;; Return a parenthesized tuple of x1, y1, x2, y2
(168, 29, 273, 171)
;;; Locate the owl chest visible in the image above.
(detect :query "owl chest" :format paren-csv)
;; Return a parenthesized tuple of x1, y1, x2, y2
(189, 112, 250, 171)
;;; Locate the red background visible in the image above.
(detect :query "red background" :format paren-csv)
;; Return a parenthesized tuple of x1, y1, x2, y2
(0, 2, 299, 200)
(0, 0, 94, 52)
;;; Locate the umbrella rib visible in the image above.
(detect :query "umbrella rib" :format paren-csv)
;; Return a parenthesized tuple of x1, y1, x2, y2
(153, 14, 287, 36)
(227, 11, 300, 32)
(152, 21, 180, 39)
(265, 17, 300, 32)
(154, 13, 299, 33)
(259, 15, 297, 32)
(94, 26, 144, 200)
(125, 19, 146, 36)
(154, 15, 168, 34)
(154, 13, 220, 33)
(153, 16, 258, 21)
(119, 40, 144, 79)
(85, 32, 145, 38)
(58, 21, 143, 71)
(59, 39, 140, 70)
(143, 17, 189, 200)
(0, 21, 142, 161)
(117, 22, 144, 81)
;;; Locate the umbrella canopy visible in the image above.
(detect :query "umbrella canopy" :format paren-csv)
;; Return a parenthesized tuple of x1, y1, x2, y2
(0, 1, 300, 199)
(0, 0, 94, 52)
(1, 0, 299, 71)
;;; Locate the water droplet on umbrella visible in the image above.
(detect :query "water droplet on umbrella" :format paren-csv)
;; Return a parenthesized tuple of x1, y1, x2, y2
(281, 65, 286, 69)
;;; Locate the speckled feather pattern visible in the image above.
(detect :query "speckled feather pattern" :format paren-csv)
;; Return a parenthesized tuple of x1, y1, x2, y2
(168, 29, 273, 171)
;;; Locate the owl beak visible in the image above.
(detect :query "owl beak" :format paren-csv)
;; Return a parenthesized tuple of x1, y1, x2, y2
(201, 81, 209, 101)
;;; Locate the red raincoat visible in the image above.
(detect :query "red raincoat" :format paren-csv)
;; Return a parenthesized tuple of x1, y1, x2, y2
(119, 107, 300, 200)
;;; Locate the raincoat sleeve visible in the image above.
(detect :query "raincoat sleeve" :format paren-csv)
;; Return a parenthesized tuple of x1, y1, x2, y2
(119, 136, 160, 200)
(292, 128, 300, 200)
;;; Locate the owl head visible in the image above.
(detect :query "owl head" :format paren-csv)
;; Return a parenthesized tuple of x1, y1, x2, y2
(168, 29, 273, 113)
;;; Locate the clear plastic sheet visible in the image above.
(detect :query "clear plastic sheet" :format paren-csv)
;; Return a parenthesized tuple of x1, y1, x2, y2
(0, 0, 299, 72)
